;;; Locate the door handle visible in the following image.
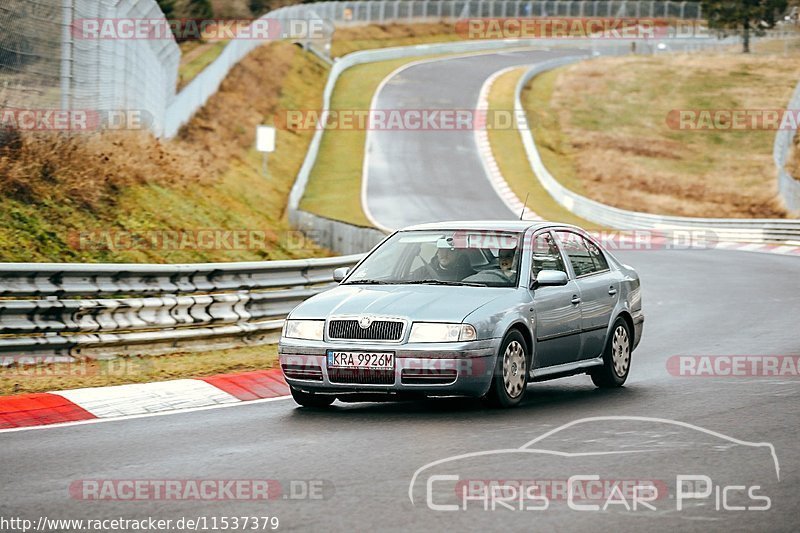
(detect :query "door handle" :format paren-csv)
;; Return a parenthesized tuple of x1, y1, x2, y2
(571, 296, 581, 305)
(608, 286, 617, 296)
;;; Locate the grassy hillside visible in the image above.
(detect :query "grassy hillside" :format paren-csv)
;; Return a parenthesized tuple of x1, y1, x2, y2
(522, 51, 800, 218)
(0, 42, 330, 263)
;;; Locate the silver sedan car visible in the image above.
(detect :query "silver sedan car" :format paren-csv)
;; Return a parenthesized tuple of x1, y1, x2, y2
(279, 221, 644, 408)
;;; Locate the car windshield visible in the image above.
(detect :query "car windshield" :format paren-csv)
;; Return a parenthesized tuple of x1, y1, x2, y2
(343, 230, 522, 287)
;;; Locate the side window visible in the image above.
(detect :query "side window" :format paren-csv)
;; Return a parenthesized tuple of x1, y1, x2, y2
(584, 237, 609, 272)
(531, 232, 566, 277)
(555, 231, 608, 276)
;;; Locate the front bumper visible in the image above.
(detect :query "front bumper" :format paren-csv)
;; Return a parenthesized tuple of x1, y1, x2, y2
(278, 338, 498, 397)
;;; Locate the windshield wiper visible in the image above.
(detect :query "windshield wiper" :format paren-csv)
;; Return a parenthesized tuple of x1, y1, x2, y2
(403, 279, 485, 287)
(343, 279, 391, 285)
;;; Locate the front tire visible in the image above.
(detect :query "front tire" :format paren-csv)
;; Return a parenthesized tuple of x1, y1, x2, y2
(289, 386, 335, 408)
(590, 318, 632, 388)
(483, 330, 529, 408)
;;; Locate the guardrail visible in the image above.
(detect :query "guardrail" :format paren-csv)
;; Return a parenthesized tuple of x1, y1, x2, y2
(514, 57, 800, 244)
(0, 255, 362, 362)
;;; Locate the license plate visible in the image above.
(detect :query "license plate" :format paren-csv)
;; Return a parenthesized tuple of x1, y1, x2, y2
(327, 351, 394, 369)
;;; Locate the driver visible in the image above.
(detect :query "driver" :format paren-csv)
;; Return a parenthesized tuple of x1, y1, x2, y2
(428, 245, 475, 281)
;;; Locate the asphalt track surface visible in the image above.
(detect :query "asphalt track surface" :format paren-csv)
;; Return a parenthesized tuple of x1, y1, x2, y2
(364, 48, 589, 228)
(2, 50, 800, 533)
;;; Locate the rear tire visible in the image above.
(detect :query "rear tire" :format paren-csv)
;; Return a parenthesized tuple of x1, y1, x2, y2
(290, 386, 335, 408)
(590, 318, 631, 388)
(482, 330, 529, 408)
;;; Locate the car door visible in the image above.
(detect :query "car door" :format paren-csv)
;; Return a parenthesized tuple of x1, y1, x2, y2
(554, 230, 620, 360)
(528, 231, 582, 369)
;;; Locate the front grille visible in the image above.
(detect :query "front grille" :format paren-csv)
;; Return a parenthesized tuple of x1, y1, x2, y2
(328, 367, 395, 385)
(282, 364, 323, 381)
(328, 319, 404, 341)
(401, 369, 458, 385)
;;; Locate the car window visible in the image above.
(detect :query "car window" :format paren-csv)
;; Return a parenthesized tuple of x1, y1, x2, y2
(555, 231, 608, 276)
(531, 232, 566, 277)
(345, 230, 522, 287)
(584, 237, 609, 272)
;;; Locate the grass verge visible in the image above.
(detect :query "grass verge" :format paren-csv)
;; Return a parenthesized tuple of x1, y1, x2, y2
(300, 24, 461, 225)
(522, 51, 800, 218)
(300, 57, 425, 226)
(331, 22, 459, 57)
(0, 345, 278, 396)
(178, 40, 229, 90)
(487, 67, 597, 227)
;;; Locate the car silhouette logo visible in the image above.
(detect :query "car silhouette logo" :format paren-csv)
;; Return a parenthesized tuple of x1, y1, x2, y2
(358, 316, 373, 329)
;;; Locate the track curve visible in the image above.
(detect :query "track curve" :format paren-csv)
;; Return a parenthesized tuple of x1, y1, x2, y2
(1, 49, 798, 532)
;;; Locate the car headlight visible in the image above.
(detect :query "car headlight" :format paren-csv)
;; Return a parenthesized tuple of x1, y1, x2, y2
(408, 322, 477, 343)
(283, 319, 325, 341)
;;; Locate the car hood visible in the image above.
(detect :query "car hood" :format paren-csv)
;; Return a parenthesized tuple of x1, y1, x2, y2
(289, 284, 511, 322)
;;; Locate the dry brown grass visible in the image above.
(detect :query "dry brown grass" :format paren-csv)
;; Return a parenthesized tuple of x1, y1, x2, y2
(526, 52, 800, 218)
(0, 41, 300, 212)
(0, 41, 329, 262)
(331, 22, 459, 57)
(0, 131, 209, 212)
(178, 41, 298, 162)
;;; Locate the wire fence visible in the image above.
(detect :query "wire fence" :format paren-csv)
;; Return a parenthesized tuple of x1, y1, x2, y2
(0, 0, 179, 136)
(1, 0, 709, 137)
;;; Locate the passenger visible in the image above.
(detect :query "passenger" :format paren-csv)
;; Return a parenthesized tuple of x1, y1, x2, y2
(498, 248, 517, 280)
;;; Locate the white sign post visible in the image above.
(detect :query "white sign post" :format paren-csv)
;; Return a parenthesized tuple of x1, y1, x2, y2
(256, 125, 276, 177)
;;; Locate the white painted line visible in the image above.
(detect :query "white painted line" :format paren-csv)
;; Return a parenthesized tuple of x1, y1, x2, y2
(54, 379, 240, 418)
(474, 66, 542, 221)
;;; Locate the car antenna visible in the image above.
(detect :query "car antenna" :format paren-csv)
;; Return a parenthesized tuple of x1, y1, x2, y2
(519, 193, 530, 220)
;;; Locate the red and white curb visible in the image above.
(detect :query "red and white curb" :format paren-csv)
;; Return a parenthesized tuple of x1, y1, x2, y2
(475, 66, 542, 221)
(0, 369, 289, 431)
(713, 241, 800, 256)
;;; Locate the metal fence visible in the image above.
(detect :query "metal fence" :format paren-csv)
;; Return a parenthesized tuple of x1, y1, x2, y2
(1, 1, 706, 137)
(311, 0, 704, 24)
(165, 0, 706, 136)
(0, 255, 361, 362)
(0, 0, 180, 137)
(514, 56, 800, 243)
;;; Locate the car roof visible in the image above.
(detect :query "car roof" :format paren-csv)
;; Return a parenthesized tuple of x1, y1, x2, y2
(399, 220, 572, 232)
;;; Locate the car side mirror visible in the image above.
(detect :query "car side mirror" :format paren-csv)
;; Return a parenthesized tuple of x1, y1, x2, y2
(333, 267, 350, 282)
(530, 269, 568, 289)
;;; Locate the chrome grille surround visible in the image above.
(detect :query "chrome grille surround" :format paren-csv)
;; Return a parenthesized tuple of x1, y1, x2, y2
(327, 316, 407, 343)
